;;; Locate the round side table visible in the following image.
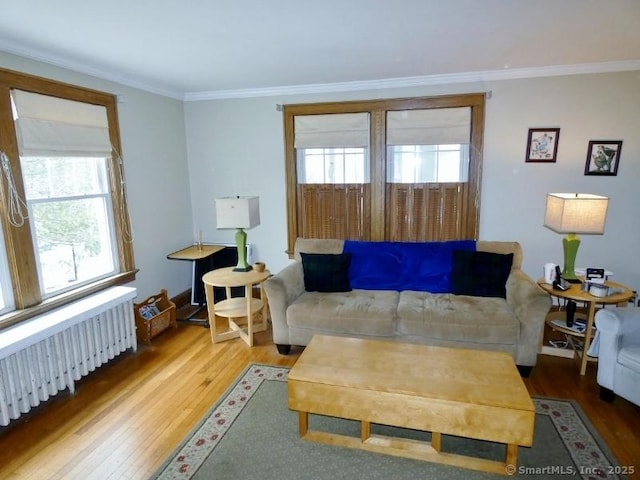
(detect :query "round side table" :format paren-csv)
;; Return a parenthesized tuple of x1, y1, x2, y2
(538, 278, 633, 375)
(202, 267, 270, 347)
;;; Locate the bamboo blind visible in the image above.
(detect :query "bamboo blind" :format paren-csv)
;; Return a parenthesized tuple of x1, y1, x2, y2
(297, 182, 473, 242)
(385, 183, 472, 242)
(297, 184, 371, 240)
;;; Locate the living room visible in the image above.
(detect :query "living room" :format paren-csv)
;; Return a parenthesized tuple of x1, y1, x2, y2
(0, 1, 639, 478)
(0, 3, 637, 302)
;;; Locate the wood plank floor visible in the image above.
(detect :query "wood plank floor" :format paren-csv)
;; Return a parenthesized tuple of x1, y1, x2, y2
(0, 320, 639, 480)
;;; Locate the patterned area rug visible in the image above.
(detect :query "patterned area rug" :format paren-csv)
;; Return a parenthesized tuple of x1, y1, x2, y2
(152, 364, 625, 480)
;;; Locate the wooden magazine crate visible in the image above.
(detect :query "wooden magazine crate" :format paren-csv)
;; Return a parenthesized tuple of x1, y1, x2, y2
(134, 289, 177, 343)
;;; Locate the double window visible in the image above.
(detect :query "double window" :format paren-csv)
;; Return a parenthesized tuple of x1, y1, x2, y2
(284, 94, 485, 255)
(0, 68, 135, 328)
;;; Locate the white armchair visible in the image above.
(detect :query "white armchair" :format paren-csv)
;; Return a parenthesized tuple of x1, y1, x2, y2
(593, 307, 640, 406)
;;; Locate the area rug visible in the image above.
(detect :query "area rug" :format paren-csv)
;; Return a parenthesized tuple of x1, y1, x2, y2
(152, 364, 625, 480)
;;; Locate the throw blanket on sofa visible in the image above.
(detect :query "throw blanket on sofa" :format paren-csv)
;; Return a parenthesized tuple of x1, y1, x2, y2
(343, 240, 476, 293)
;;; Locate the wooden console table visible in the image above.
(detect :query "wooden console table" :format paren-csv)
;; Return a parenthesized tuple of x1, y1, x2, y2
(167, 244, 225, 324)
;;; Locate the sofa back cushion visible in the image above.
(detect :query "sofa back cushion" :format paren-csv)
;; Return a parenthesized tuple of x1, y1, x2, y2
(476, 241, 522, 270)
(343, 240, 475, 293)
(293, 238, 525, 294)
(294, 238, 344, 261)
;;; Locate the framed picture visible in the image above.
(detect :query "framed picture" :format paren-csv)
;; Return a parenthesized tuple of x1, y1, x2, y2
(525, 128, 560, 162)
(584, 140, 623, 176)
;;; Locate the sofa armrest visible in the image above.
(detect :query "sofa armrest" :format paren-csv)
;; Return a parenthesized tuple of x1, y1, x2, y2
(594, 308, 640, 389)
(263, 261, 305, 345)
(506, 270, 551, 365)
(595, 308, 640, 336)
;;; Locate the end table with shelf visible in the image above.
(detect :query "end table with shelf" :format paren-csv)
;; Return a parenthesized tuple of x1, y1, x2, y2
(202, 267, 270, 347)
(538, 279, 633, 375)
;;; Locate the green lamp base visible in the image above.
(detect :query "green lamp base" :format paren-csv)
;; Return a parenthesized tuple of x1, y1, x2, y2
(562, 233, 582, 283)
(233, 228, 252, 272)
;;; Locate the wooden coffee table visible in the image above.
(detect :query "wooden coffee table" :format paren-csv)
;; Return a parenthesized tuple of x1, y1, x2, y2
(288, 335, 534, 475)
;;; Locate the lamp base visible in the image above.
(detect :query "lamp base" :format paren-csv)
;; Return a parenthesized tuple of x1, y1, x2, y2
(562, 233, 582, 283)
(233, 265, 253, 272)
(234, 228, 251, 272)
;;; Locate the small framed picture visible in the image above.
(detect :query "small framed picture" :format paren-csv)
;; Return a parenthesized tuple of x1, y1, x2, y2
(584, 140, 623, 176)
(525, 128, 560, 162)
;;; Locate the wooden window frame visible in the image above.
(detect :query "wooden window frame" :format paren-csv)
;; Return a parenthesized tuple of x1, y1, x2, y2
(0, 68, 136, 329)
(283, 93, 485, 256)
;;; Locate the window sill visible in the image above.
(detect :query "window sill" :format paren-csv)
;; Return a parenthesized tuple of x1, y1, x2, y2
(0, 270, 138, 331)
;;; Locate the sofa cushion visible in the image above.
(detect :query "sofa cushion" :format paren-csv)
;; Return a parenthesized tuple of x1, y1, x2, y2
(300, 252, 352, 292)
(396, 291, 518, 344)
(619, 345, 640, 371)
(450, 250, 513, 298)
(286, 290, 398, 336)
(343, 240, 476, 293)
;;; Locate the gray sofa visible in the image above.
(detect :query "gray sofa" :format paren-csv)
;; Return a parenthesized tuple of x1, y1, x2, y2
(264, 238, 550, 372)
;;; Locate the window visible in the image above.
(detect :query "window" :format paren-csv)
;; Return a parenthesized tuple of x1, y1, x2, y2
(0, 68, 136, 328)
(22, 156, 117, 295)
(387, 144, 469, 183)
(292, 112, 371, 240)
(386, 107, 471, 184)
(283, 94, 485, 254)
(295, 112, 370, 184)
(297, 148, 367, 184)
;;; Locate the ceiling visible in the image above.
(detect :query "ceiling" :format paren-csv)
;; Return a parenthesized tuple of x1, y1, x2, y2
(0, 0, 639, 100)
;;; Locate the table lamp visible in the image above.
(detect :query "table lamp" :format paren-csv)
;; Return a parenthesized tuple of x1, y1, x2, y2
(215, 196, 260, 272)
(543, 193, 609, 283)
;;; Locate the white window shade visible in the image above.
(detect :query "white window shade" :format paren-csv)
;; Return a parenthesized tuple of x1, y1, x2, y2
(386, 107, 471, 145)
(12, 89, 111, 157)
(294, 113, 369, 148)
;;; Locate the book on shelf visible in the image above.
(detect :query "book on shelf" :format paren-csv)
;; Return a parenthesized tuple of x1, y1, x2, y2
(550, 318, 589, 334)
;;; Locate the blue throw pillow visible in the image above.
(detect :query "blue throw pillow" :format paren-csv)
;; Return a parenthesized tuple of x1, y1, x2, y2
(450, 250, 513, 298)
(300, 253, 352, 292)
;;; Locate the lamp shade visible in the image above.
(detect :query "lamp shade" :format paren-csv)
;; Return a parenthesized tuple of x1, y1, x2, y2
(544, 193, 608, 234)
(215, 196, 260, 229)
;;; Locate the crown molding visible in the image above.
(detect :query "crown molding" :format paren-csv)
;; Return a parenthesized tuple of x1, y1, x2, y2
(184, 60, 640, 101)
(1, 38, 638, 102)
(0, 38, 184, 100)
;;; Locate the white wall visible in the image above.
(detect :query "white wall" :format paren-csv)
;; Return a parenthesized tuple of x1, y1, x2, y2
(184, 97, 286, 264)
(0, 52, 195, 301)
(185, 71, 640, 292)
(482, 72, 640, 291)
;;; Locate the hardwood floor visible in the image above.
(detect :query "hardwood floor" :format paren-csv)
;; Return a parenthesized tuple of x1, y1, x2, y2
(0, 320, 639, 480)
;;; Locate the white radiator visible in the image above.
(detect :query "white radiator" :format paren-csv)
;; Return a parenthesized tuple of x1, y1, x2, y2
(0, 286, 137, 427)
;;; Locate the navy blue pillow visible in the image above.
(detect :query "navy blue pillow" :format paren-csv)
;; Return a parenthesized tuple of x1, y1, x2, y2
(300, 253, 352, 292)
(450, 250, 513, 298)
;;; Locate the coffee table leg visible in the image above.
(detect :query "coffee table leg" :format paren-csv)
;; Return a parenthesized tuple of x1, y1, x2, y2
(361, 421, 371, 442)
(506, 443, 518, 469)
(431, 432, 442, 452)
(298, 411, 308, 436)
